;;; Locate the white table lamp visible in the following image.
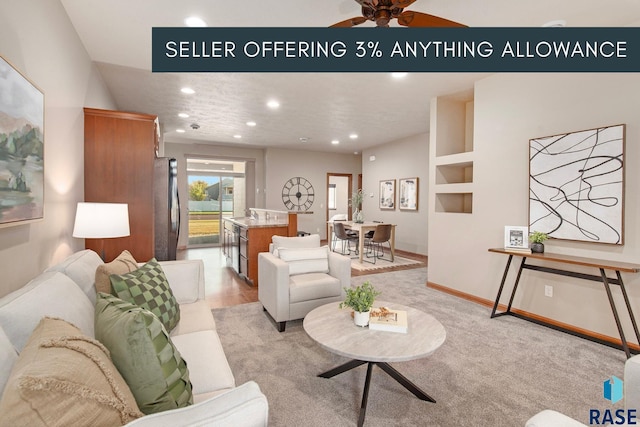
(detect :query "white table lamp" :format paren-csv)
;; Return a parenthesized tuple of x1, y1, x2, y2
(73, 202, 130, 260)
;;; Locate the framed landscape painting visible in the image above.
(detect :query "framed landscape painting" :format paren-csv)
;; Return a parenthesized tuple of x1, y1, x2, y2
(0, 56, 44, 227)
(399, 177, 419, 210)
(379, 179, 395, 210)
(529, 124, 624, 245)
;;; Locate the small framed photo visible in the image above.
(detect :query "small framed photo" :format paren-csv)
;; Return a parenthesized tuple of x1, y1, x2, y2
(379, 179, 395, 210)
(504, 226, 529, 250)
(399, 177, 418, 211)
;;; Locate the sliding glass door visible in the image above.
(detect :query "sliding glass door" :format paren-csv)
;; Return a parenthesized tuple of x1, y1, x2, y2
(186, 158, 246, 247)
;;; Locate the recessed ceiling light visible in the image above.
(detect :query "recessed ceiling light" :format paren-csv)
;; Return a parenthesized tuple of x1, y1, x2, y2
(331, 140, 340, 145)
(391, 72, 408, 79)
(176, 129, 186, 133)
(299, 137, 309, 143)
(178, 113, 189, 118)
(233, 134, 242, 139)
(354, 151, 359, 155)
(246, 121, 257, 127)
(349, 133, 358, 139)
(185, 16, 207, 27)
(267, 100, 280, 109)
(542, 20, 566, 27)
(181, 87, 195, 94)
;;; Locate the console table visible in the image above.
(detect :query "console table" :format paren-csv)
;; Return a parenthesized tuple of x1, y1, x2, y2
(488, 248, 640, 358)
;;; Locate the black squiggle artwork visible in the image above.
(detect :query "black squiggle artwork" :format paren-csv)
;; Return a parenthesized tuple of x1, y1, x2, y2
(529, 124, 624, 245)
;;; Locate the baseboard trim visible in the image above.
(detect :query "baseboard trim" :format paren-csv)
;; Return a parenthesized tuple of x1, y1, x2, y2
(426, 281, 640, 353)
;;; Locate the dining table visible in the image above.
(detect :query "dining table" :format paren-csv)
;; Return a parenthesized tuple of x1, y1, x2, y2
(328, 221, 396, 264)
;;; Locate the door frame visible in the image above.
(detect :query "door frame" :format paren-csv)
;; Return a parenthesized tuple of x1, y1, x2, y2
(326, 173, 353, 241)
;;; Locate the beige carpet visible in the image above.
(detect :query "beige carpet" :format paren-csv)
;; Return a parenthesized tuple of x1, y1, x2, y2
(350, 255, 423, 271)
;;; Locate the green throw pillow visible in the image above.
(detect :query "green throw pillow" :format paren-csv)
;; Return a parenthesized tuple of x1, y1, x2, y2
(109, 258, 180, 332)
(95, 293, 193, 414)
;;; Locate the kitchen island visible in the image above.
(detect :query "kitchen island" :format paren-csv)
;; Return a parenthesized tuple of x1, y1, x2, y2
(222, 210, 298, 286)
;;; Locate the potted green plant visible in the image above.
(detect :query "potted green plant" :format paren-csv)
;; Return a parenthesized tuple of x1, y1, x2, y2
(529, 231, 549, 253)
(350, 189, 365, 223)
(339, 281, 381, 327)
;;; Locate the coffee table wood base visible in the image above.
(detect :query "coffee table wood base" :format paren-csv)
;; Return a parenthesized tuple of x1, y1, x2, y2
(319, 359, 435, 426)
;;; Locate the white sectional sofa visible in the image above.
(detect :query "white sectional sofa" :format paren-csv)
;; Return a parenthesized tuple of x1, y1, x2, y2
(0, 249, 268, 426)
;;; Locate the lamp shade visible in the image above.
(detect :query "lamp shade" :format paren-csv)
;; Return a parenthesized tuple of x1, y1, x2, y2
(72, 203, 130, 239)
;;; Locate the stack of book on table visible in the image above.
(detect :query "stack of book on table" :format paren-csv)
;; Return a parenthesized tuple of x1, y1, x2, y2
(369, 307, 408, 333)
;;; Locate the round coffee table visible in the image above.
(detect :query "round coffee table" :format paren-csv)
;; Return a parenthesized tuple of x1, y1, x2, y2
(303, 301, 446, 426)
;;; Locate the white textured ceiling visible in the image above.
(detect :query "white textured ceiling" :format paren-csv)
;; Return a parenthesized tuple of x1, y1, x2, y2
(60, 0, 640, 153)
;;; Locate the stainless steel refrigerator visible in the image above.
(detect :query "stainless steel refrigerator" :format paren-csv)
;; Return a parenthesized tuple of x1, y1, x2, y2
(154, 157, 180, 261)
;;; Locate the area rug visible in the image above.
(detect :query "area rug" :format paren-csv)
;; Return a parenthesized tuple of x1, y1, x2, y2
(212, 267, 626, 427)
(350, 255, 423, 272)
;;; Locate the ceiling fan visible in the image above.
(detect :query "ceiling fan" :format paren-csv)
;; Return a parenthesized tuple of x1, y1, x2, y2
(331, 0, 466, 28)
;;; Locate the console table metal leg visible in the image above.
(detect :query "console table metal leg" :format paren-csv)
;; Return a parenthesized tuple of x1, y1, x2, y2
(616, 270, 640, 347)
(601, 268, 631, 358)
(491, 255, 513, 317)
(506, 257, 527, 312)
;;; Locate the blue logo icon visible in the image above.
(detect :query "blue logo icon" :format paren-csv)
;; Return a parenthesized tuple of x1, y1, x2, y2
(604, 376, 624, 404)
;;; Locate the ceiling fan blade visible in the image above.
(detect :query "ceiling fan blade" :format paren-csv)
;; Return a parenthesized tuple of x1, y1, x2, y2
(391, 0, 417, 8)
(330, 16, 368, 28)
(397, 11, 467, 27)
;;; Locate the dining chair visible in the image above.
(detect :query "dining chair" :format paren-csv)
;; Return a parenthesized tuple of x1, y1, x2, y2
(333, 222, 359, 257)
(364, 224, 392, 264)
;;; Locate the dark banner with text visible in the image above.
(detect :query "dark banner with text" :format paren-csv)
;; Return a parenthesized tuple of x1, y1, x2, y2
(152, 27, 640, 73)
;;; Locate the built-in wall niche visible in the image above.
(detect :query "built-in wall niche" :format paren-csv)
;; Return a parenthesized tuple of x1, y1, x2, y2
(435, 161, 473, 185)
(434, 96, 474, 157)
(435, 193, 473, 214)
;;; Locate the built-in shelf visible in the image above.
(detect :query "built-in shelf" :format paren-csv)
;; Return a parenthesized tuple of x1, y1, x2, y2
(436, 162, 473, 185)
(435, 193, 473, 214)
(432, 90, 475, 214)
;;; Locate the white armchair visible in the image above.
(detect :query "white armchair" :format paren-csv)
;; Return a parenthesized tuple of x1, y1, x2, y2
(258, 234, 351, 332)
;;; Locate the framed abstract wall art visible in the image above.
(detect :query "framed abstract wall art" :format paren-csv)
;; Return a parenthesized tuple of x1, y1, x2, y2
(0, 56, 44, 227)
(529, 124, 624, 245)
(379, 179, 395, 210)
(399, 177, 419, 211)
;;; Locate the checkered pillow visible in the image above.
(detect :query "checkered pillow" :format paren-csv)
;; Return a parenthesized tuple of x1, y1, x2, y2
(109, 259, 180, 332)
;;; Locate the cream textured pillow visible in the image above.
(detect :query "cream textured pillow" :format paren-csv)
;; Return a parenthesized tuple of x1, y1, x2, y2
(0, 317, 143, 426)
(95, 250, 138, 294)
(277, 246, 330, 276)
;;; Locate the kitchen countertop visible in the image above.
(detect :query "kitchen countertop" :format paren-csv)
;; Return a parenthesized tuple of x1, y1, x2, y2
(223, 217, 289, 228)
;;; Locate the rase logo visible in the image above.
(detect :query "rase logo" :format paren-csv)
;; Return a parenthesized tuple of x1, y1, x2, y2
(604, 376, 624, 404)
(589, 376, 637, 425)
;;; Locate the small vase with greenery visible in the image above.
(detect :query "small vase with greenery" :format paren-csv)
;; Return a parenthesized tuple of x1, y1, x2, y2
(350, 189, 365, 223)
(529, 231, 548, 253)
(339, 281, 381, 326)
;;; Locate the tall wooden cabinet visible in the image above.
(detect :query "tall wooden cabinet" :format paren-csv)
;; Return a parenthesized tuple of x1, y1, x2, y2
(83, 108, 158, 262)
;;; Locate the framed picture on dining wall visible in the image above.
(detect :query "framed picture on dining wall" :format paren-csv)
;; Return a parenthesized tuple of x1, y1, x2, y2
(0, 56, 45, 228)
(399, 177, 419, 211)
(379, 179, 395, 210)
(529, 124, 625, 245)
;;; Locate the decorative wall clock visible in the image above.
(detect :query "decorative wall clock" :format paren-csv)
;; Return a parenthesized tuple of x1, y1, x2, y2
(282, 176, 315, 211)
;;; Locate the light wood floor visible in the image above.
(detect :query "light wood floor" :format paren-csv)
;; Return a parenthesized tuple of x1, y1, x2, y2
(177, 246, 427, 310)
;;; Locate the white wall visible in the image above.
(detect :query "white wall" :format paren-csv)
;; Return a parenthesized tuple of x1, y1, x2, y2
(363, 133, 429, 255)
(264, 148, 362, 238)
(429, 73, 640, 343)
(329, 175, 349, 218)
(0, 0, 115, 296)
